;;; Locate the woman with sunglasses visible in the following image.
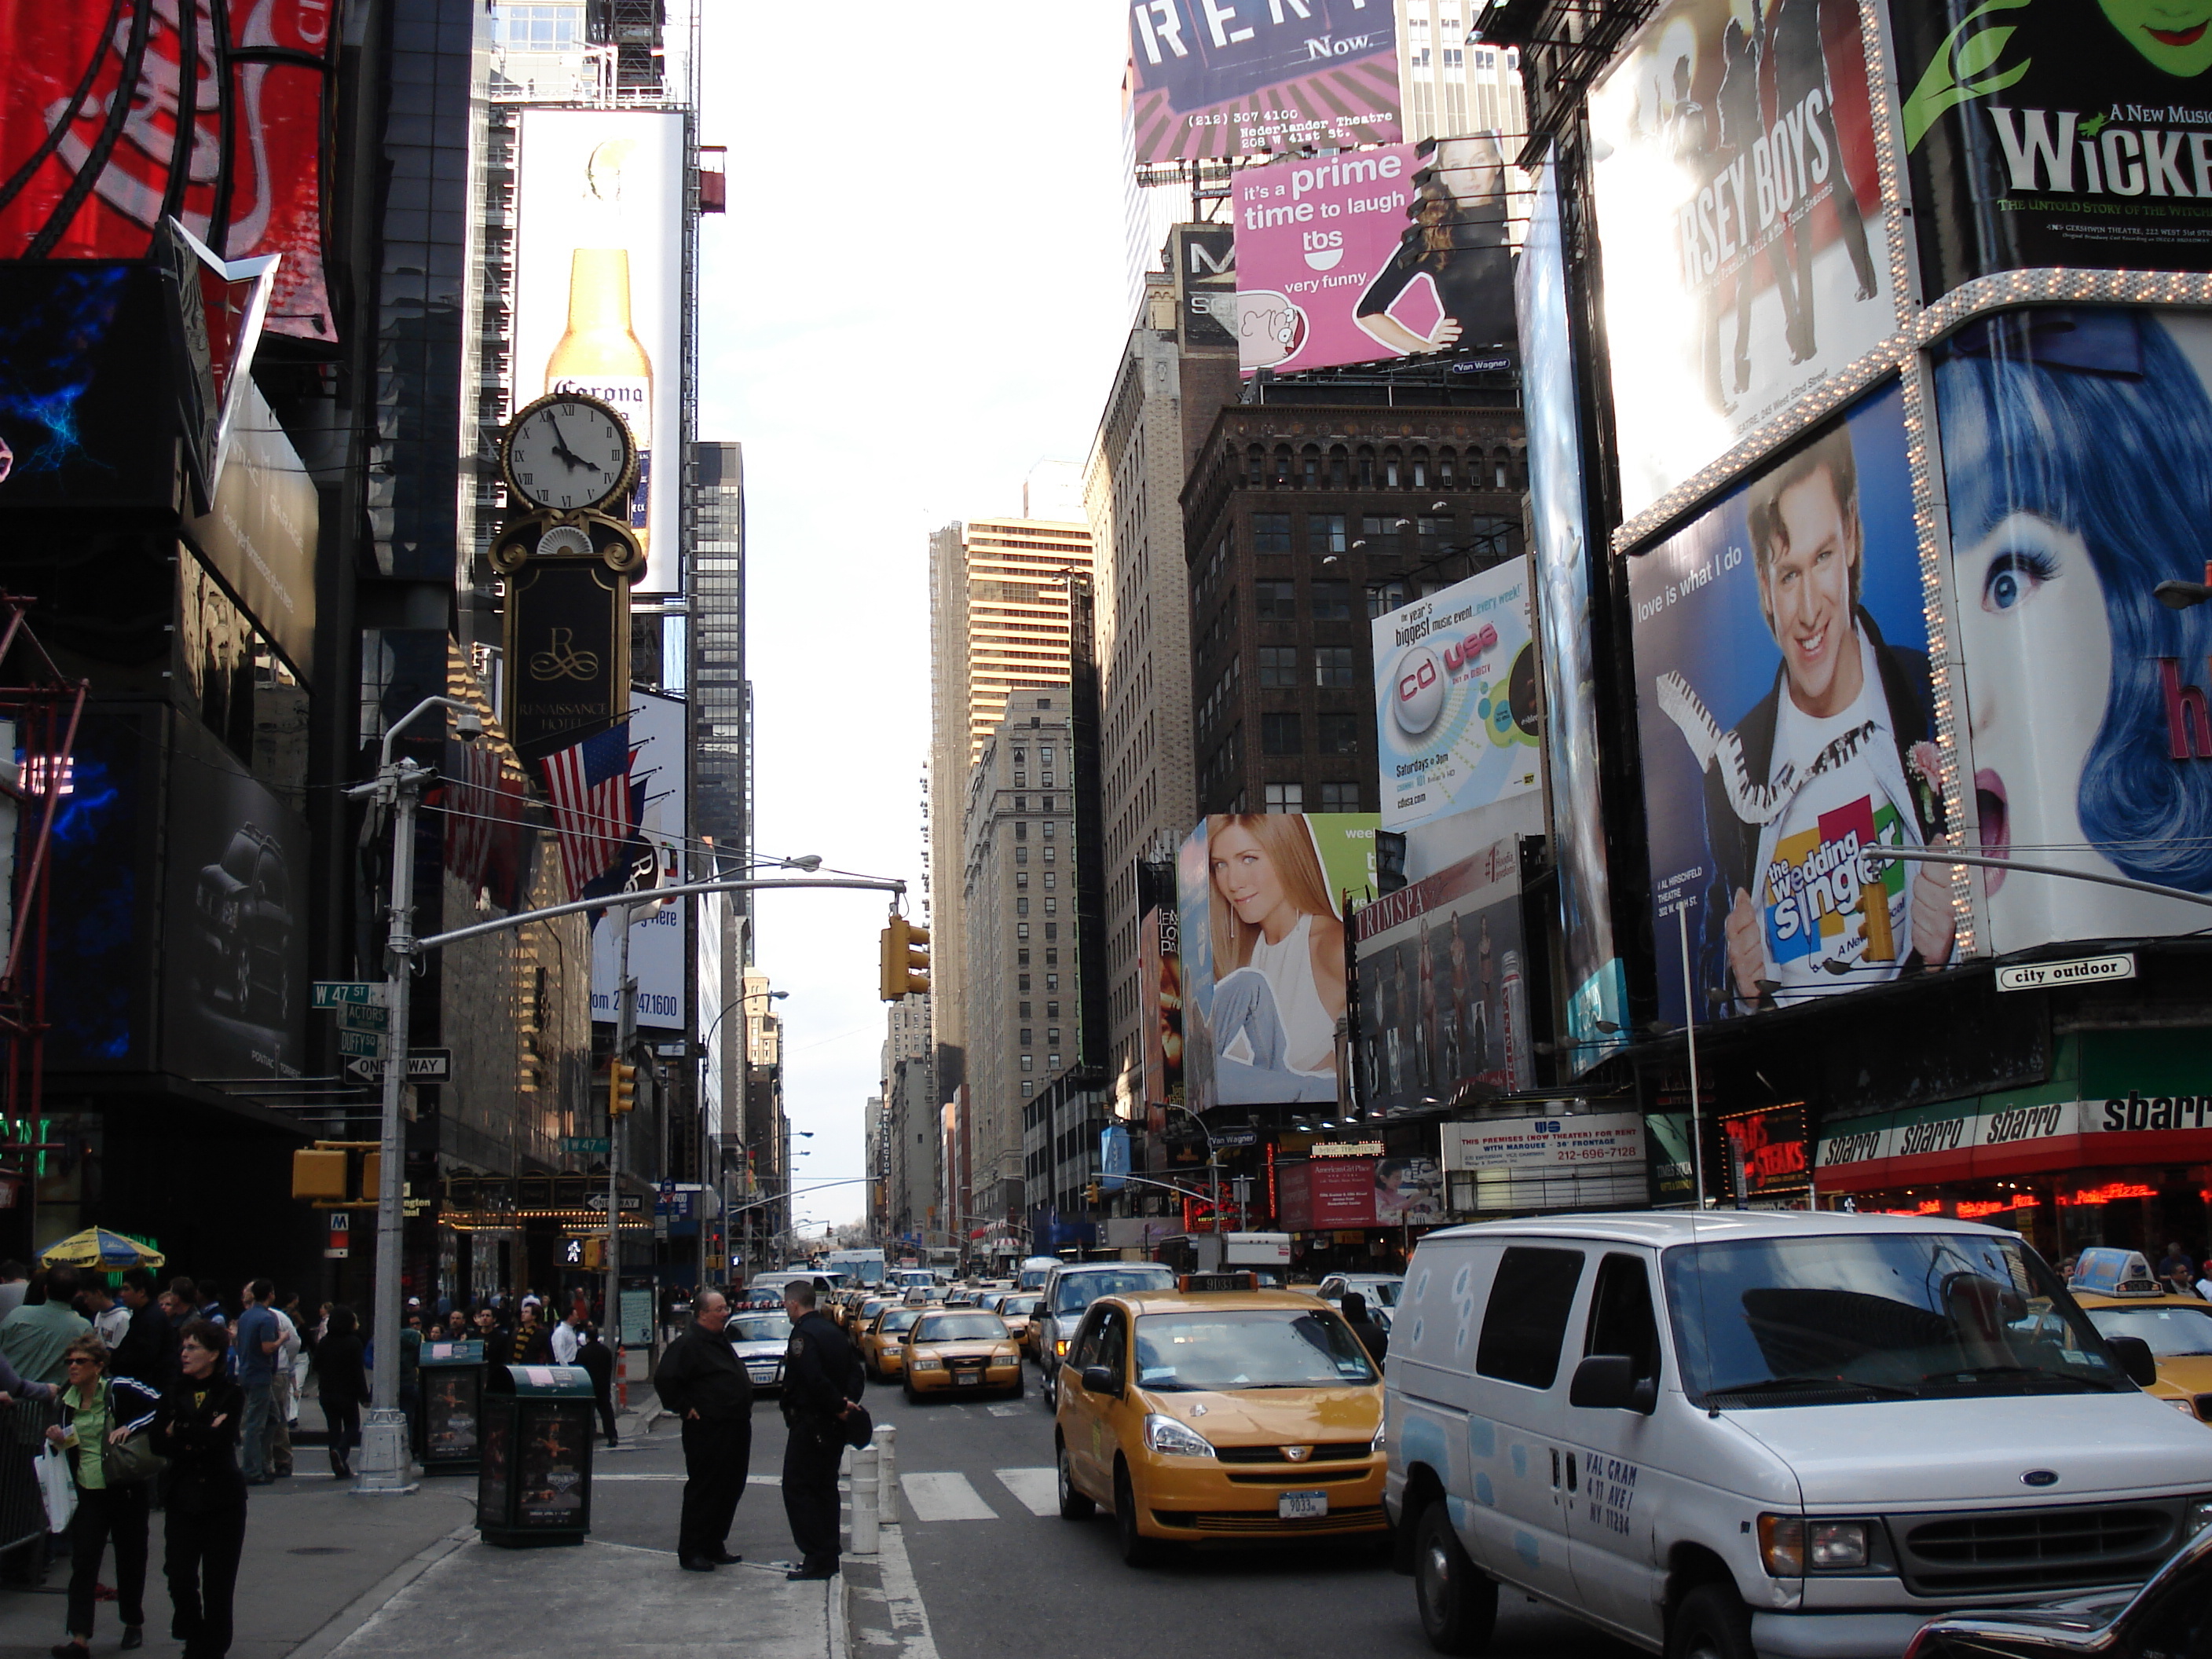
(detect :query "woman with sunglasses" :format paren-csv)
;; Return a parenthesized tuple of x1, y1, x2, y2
(45, 1335, 158, 1658)
(154, 1320, 245, 1659)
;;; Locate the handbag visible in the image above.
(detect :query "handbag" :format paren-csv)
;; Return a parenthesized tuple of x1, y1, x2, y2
(96, 1382, 165, 1486)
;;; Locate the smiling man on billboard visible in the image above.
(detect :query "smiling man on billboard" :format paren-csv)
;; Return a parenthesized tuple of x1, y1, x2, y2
(1665, 422, 1954, 1009)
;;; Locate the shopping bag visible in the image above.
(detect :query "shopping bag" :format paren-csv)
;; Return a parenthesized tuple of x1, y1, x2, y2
(36, 1445, 75, 1533)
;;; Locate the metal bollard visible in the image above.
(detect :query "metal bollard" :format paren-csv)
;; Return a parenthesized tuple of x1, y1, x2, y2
(849, 1439, 881, 1556)
(873, 1425, 899, 1525)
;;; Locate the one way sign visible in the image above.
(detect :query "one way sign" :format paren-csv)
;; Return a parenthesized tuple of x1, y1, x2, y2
(584, 1192, 645, 1213)
(342, 1049, 452, 1083)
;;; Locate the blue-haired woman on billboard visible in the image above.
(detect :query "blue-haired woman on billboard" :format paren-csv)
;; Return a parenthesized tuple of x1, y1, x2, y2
(1933, 307, 2212, 952)
(1207, 815, 1345, 1104)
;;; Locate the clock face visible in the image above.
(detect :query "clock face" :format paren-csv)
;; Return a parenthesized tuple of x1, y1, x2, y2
(506, 397, 632, 512)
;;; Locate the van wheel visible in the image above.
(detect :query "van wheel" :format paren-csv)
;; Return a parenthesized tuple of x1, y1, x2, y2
(1669, 1584, 1756, 1659)
(1114, 1460, 1161, 1566)
(1415, 1502, 1496, 1654)
(1056, 1437, 1093, 1521)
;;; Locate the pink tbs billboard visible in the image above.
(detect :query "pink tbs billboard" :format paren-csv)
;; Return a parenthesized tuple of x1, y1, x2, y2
(1234, 139, 1514, 376)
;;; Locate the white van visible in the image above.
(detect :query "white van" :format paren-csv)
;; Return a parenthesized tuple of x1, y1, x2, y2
(1386, 1212, 2212, 1659)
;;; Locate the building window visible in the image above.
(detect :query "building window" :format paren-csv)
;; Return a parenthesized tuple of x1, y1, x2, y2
(1317, 712, 1361, 754)
(1020, 1055, 1034, 1072)
(1042, 844, 1055, 862)
(1253, 513, 1292, 553)
(1048, 1028, 1061, 1046)
(1254, 579, 1296, 620)
(1262, 712, 1302, 755)
(1048, 1054, 1061, 1071)
(1018, 974, 1031, 991)
(1042, 870, 1056, 889)
(1368, 580, 1411, 617)
(1021, 1081, 1034, 1097)
(1017, 923, 1030, 940)
(1016, 845, 1028, 865)
(1046, 973, 1059, 991)
(1014, 797, 1026, 811)
(1311, 580, 1352, 620)
(1020, 1028, 1034, 1047)
(1019, 1002, 1032, 1018)
(1016, 870, 1029, 889)
(1046, 1000, 1060, 1018)
(1016, 897, 1029, 917)
(1016, 821, 1027, 840)
(1417, 515, 1449, 548)
(1045, 922, 1058, 940)
(1043, 820, 1055, 839)
(1315, 646, 1356, 687)
(1317, 781, 1361, 811)
(1019, 948, 1031, 965)
(1046, 948, 1060, 965)
(1044, 896, 1057, 914)
(1258, 646, 1299, 687)
(1308, 513, 1347, 554)
(1362, 514, 1397, 542)
(1013, 748, 1025, 765)
(1265, 782, 1304, 813)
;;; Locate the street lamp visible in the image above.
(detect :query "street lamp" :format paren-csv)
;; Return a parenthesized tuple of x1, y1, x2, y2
(343, 694, 482, 1493)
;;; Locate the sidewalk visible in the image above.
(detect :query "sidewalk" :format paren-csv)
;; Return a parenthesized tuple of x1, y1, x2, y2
(0, 1397, 832, 1659)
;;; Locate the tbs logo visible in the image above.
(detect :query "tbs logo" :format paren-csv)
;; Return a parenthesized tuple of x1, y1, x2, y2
(1302, 229, 1344, 272)
(1393, 645, 1445, 734)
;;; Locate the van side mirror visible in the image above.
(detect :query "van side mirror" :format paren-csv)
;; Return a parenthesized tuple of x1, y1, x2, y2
(2105, 1333, 2159, 1389)
(1082, 1364, 1118, 1395)
(1570, 1353, 1657, 1414)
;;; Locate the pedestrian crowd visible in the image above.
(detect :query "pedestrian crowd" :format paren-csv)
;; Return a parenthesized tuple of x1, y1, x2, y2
(2055, 1238, 2212, 1298)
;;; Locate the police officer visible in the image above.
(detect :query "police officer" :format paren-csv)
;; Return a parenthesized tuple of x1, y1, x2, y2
(652, 1289, 753, 1573)
(779, 1281, 862, 1581)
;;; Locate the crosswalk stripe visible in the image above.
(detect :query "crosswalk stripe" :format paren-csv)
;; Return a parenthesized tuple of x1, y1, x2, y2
(901, 1471, 1000, 1522)
(994, 1467, 1057, 1518)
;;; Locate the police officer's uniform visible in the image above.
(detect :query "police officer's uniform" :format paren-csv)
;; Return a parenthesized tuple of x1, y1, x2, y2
(780, 1305, 862, 1580)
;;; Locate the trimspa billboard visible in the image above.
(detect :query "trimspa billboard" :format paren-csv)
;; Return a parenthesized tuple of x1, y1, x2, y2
(514, 110, 683, 596)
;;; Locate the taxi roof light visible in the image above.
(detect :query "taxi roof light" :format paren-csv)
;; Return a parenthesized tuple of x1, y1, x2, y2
(1177, 1271, 1260, 1292)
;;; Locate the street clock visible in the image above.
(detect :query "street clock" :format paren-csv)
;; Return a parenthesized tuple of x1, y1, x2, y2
(502, 392, 637, 515)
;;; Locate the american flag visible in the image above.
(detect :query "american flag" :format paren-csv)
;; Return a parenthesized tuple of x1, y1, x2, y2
(539, 723, 639, 902)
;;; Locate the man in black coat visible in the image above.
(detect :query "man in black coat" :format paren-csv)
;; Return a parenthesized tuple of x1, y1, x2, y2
(780, 1281, 862, 1582)
(575, 1324, 618, 1448)
(111, 1267, 181, 1392)
(652, 1290, 753, 1573)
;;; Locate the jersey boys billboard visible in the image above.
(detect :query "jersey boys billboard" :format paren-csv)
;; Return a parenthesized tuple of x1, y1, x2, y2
(1127, 0, 1401, 163)
(1590, 0, 1895, 515)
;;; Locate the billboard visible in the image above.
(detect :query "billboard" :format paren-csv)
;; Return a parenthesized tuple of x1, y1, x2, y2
(1895, 0, 2212, 298)
(1441, 1111, 1651, 1212)
(45, 709, 165, 1072)
(1589, 0, 1895, 516)
(1928, 306, 2212, 955)
(0, 266, 181, 512)
(1177, 813, 1378, 1111)
(185, 375, 319, 683)
(1137, 903, 1185, 1111)
(1520, 159, 1626, 1068)
(514, 110, 683, 595)
(1126, 0, 1401, 164)
(1628, 379, 1954, 1026)
(1170, 223, 1238, 353)
(163, 715, 310, 1082)
(1236, 137, 1513, 376)
(1354, 834, 1533, 1111)
(0, 1, 333, 339)
(1372, 557, 1539, 830)
(590, 690, 687, 1030)
(1278, 1155, 1445, 1231)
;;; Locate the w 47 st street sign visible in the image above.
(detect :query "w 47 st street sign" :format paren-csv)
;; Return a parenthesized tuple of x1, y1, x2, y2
(313, 981, 391, 1009)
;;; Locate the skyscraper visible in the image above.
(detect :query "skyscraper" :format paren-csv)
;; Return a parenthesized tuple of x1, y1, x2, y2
(690, 441, 749, 888)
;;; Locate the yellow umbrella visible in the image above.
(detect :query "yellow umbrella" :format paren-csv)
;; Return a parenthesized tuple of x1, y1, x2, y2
(40, 1229, 165, 1271)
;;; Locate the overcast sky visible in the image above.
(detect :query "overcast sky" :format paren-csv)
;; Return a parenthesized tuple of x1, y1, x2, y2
(696, 5, 1137, 1241)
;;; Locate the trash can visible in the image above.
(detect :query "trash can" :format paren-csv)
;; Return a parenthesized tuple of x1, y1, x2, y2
(476, 1364, 594, 1547)
(419, 1340, 487, 1476)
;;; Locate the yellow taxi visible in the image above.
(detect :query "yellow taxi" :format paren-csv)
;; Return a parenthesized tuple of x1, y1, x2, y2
(902, 1308, 1024, 1401)
(862, 1304, 930, 1381)
(1051, 1277, 1386, 1565)
(2069, 1248, 2212, 1424)
(844, 1295, 891, 1339)
(995, 1294, 1042, 1355)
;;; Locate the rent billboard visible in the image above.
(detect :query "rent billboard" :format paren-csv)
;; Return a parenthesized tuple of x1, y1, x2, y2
(514, 109, 683, 595)
(1589, 0, 1895, 515)
(1177, 813, 1377, 1111)
(1236, 137, 1513, 375)
(0, 0, 334, 339)
(1127, 0, 1401, 164)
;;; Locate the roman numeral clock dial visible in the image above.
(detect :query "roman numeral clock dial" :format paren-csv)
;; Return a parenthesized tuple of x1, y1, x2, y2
(504, 394, 635, 514)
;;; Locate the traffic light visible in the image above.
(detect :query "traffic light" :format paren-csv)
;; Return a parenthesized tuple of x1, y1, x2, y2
(1085, 1181, 1102, 1206)
(878, 912, 931, 1002)
(609, 1060, 638, 1118)
(583, 1237, 607, 1271)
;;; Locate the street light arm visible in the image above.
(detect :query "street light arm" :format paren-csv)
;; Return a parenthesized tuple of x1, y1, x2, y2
(1865, 844, 2212, 911)
(379, 695, 475, 772)
(416, 876, 906, 951)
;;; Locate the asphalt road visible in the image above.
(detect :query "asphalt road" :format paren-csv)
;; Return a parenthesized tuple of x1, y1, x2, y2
(855, 1364, 1643, 1659)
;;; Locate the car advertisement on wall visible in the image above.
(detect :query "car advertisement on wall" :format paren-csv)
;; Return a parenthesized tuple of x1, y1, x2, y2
(1126, 0, 1401, 163)
(1589, 0, 1895, 515)
(590, 689, 686, 1030)
(1177, 813, 1378, 1111)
